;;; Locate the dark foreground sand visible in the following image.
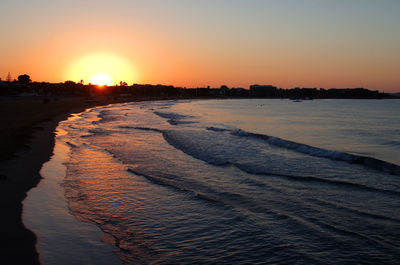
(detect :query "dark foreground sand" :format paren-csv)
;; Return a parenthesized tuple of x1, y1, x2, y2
(0, 97, 138, 265)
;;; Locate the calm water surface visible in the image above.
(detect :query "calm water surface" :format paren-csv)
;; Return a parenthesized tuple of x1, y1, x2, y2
(57, 99, 400, 264)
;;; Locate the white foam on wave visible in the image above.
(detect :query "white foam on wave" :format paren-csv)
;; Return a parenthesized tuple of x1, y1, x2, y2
(228, 128, 400, 175)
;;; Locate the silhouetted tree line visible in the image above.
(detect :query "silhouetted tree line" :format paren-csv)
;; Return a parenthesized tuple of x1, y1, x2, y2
(248, 85, 390, 99)
(110, 84, 180, 97)
(0, 75, 393, 99)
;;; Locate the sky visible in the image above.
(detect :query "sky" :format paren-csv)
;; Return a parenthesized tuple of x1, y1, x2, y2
(1, 0, 399, 92)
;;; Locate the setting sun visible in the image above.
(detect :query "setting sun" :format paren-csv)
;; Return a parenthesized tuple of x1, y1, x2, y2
(66, 53, 138, 86)
(90, 73, 113, 86)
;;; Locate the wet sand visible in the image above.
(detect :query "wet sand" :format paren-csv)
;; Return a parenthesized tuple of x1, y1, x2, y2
(0, 97, 136, 265)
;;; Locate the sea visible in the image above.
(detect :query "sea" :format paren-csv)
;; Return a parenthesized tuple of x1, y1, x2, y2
(24, 98, 400, 264)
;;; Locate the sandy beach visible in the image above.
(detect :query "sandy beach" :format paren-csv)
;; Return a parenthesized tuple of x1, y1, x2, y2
(0, 97, 135, 265)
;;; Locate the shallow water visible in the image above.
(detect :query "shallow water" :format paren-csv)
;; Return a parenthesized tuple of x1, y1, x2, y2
(23, 128, 122, 265)
(39, 99, 400, 264)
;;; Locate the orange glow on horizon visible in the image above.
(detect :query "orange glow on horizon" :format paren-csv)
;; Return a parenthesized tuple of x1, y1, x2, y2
(66, 53, 138, 85)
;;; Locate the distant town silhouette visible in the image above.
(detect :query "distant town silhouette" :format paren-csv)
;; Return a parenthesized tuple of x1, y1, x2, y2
(0, 74, 394, 100)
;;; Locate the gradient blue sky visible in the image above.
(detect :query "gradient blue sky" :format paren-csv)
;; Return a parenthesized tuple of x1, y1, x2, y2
(1, 0, 399, 91)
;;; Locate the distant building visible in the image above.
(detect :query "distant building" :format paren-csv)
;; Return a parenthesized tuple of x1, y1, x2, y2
(250, 84, 277, 97)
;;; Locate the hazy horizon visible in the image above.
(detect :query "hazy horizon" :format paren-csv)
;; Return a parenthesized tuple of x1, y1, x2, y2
(1, 0, 399, 92)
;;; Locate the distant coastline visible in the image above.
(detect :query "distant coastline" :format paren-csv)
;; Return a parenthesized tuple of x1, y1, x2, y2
(1, 78, 397, 100)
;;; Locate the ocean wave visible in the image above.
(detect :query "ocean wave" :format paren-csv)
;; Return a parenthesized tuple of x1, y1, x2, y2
(240, 174, 400, 223)
(66, 141, 78, 148)
(127, 125, 399, 191)
(162, 130, 231, 167)
(233, 163, 400, 197)
(157, 128, 400, 195)
(88, 128, 110, 135)
(153, 111, 192, 120)
(168, 120, 198, 125)
(382, 140, 400, 147)
(153, 111, 196, 126)
(92, 110, 121, 124)
(226, 128, 400, 176)
(125, 168, 378, 246)
(304, 197, 400, 224)
(165, 127, 400, 179)
(206, 126, 230, 132)
(125, 169, 292, 219)
(119, 126, 162, 133)
(126, 168, 226, 207)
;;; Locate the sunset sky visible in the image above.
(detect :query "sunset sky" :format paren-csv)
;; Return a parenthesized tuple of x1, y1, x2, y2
(1, 0, 399, 92)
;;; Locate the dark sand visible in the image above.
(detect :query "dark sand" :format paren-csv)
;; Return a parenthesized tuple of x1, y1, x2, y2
(0, 97, 137, 265)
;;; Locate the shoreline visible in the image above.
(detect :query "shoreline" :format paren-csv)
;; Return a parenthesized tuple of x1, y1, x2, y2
(0, 97, 141, 265)
(23, 126, 122, 265)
